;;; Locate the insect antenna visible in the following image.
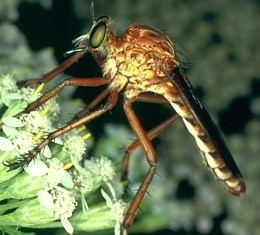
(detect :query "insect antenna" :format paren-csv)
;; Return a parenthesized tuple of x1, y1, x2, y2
(89, 1, 95, 22)
(64, 1, 97, 57)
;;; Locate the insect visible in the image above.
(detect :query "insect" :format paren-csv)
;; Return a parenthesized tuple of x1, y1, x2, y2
(4, 2, 245, 234)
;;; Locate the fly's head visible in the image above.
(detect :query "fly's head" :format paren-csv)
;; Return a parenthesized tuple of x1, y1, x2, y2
(69, 16, 111, 58)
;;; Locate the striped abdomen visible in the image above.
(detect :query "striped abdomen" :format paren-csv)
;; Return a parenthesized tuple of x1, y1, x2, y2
(165, 67, 246, 196)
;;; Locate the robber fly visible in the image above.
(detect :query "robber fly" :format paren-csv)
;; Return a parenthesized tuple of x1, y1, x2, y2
(4, 2, 245, 233)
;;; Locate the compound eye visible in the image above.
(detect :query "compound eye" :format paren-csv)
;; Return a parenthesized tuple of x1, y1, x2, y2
(89, 17, 107, 49)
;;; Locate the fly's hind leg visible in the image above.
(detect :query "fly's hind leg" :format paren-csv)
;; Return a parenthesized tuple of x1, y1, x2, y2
(121, 93, 179, 192)
(122, 95, 178, 233)
(121, 113, 178, 191)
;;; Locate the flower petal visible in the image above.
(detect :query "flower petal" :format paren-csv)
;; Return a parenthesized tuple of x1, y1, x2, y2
(25, 159, 48, 176)
(38, 189, 54, 209)
(61, 170, 74, 189)
(41, 145, 52, 159)
(2, 124, 18, 137)
(2, 116, 24, 127)
(101, 189, 113, 208)
(61, 218, 74, 234)
(0, 137, 14, 151)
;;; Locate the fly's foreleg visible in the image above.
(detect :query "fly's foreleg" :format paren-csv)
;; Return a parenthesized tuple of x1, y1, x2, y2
(5, 91, 118, 170)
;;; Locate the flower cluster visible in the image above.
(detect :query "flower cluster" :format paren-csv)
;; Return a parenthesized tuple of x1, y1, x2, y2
(0, 74, 126, 235)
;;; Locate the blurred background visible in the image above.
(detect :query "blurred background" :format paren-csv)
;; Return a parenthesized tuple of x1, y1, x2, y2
(0, 0, 259, 235)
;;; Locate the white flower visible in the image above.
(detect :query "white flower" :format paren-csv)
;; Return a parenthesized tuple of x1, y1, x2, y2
(71, 168, 93, 193)
(18, 86, 42, 104)
(11, 131, 35, 155)
(93, 156, 116, 182)
(19, 111, 52, 133)
(62, 134, 87, 163)
(43, 159, 66, 190)
(38, 187, 77, 234)
(0, 74, 17, 91)
(50, 187, 77, 220)
(101, 183, 127, 235)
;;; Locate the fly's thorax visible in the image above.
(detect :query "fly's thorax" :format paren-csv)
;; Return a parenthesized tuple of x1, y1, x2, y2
(123, 23, 179, 75)
(107, 51, 176, 95)
(102, 22, 180, 93)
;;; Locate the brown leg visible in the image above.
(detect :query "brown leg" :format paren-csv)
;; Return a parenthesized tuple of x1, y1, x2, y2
(121, 113, 179, 185)
(121, 93, 178, 190)
(132, 93, 169, 104)
(122, 98, 158, 231)
(16, 77, 110, 117)
(25, 51, 87, 85)
(6, 91, 118, 170)
(69, 88, 111, 124)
